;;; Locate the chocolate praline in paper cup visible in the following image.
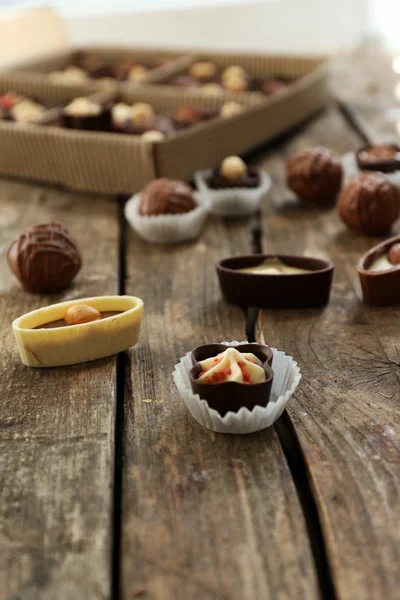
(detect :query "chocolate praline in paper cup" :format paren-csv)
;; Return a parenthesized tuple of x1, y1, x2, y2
(173, 341, 302, 434)
(124, 192, 209, 244)
(194, 169, 271, 217)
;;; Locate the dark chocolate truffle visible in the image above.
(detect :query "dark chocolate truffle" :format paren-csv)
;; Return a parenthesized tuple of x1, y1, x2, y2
(286, 147, 343, 206)
(139, 179, 197, 216)
(7, 222, 82, 293)
(338, 172, 400, 236)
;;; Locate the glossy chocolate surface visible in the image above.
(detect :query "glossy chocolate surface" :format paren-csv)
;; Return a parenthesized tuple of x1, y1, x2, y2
(7, 222, 82, 294)
(34, 311, 123, 329)
(217, 254, 334, 309)
(358, 235, 400, 306)
(190, 343, 274, 416)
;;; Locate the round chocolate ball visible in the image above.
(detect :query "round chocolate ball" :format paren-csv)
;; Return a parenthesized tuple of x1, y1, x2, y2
(7, 222, 82, 293)
(139, 179, 197, 216)
(338, 173, 400, 236)
(286, 147, 343, 206)
(173, 105, 207, 127)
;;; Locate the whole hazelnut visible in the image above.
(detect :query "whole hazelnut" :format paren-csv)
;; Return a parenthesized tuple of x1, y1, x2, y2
(286, 147, 343, 206)
(141, 130, 166, 143)
(189, 61, 217, 80)
(223, 76, 248, 93)
(65, 304, 101, 325)
(388, 243, 400, 265)
(220, 101, 243, 118)
(221, 65, 247, 81)
(64, 97, 101, 117)
(220, 156, 247, 180)
(131, 102, 155, 122)
(128, 65, 148, 82)
(338, 173, 400, 236)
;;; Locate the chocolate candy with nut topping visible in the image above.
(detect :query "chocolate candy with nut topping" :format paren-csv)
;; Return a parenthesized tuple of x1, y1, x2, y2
(286, 147, 343, 206)
(7, 222, 82, 293)
(139, 179, 197, 216)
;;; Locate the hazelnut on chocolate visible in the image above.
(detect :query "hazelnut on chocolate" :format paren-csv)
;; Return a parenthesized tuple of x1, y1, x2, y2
(139, 179, 197, 216)
(7, 222, 82, 293)
(65, 304, 100, 325)
(286, 147, 343, 206)
(131, 102, 155, 122)
(220, 156, 247, 180)
(338, 172, 400, 236)
(388, 243, 400, 265)
(128, 65, 148, 82)
(221, 65, 247, 81)
(223, 76, 248, 93)
(220, 101, 243, 118)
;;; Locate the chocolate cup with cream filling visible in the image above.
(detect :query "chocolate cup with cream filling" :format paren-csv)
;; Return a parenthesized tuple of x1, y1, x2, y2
(356, 144, 400, 174)
(357, 234, 400, 306)
(189, 343, 274, 416)
(216, 254, 334, 309)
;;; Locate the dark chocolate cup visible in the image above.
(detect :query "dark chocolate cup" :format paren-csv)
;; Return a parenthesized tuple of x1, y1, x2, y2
(216, 254, 334, 309)
(356, 144, 400, 174)
(62, 107, 111, 132)
(357, 235, 400, 306)
(190, 343, 274, 417)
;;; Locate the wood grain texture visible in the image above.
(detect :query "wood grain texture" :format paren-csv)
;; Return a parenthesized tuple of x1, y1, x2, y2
(122, 217, 318, 600)
(0, 180, 119, 600)
(256, 106, 400, 600)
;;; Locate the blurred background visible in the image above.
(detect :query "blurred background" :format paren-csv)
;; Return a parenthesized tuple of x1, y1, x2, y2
(0, 0, 400, 53)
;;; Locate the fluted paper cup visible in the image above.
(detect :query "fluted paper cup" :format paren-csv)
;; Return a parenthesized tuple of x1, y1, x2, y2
(173, 340, 301, 434)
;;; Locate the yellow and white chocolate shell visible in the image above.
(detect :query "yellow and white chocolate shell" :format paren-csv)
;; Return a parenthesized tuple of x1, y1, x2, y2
(12, 295, 144, 368)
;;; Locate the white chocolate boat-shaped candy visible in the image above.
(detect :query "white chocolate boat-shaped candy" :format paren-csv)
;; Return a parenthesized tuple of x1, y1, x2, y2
(12, 295, 144, 367)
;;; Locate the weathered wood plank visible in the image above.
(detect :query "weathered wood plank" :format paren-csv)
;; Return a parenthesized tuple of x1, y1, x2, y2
(0, 180, 119, 600)
(256, 106, 400, 600)
(122, 217, 319, 599)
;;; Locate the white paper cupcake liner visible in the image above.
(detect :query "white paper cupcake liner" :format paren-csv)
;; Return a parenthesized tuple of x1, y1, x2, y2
(342, 152, 400, 189)
(194, 169, 271, 217)
(173, 341, 301, 434)
(124, 192, 209, 244)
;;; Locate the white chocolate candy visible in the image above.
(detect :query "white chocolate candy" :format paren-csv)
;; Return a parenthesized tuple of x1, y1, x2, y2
(239, 257, 310, 275)
(131, 102, 155, 122)
(220, 101, 243, 118)
(11, 99, 45, 123)
(141, 130, 166, 142)
(112, 102, 132, 124)
(197, 347, 265, 384)
(49, 66, 88, 84)
(220, 155, 247, 180)
(189, 61, 217, 79)
(64, 97, 101, 117)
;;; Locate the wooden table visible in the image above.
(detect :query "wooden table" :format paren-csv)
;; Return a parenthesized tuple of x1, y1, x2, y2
(1, 47, 399, 600)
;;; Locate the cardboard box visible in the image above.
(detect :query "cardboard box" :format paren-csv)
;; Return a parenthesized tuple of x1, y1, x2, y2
(0, 8, 329, 195)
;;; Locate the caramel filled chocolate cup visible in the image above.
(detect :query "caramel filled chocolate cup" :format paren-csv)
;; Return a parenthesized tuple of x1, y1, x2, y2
(356, 144, 400, 173)
(358, 234, 400, 306)
(216, 254, 334, 309)
(190, 343, 274, 416)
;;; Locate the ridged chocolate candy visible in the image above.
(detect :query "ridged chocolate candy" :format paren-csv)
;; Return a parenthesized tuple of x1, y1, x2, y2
(338, 172, 400, 236)
(7, 222, 82, 293)
(286, 147, 343, 206)
(139, 179, 197, 216)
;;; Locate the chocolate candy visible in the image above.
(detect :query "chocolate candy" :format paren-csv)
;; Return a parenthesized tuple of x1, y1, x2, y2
(356, 144, 400, 173)
(286, 147, 343, 206)
(388, 243, 400, 265)
(139, 179, 197, 216)
(338, 172, 400, 236)
(173, 105, 211, 127)
(7, 222, 82, 293)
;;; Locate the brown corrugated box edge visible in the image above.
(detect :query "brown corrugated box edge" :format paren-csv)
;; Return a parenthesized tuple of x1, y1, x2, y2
(0, 54, 329, 195)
